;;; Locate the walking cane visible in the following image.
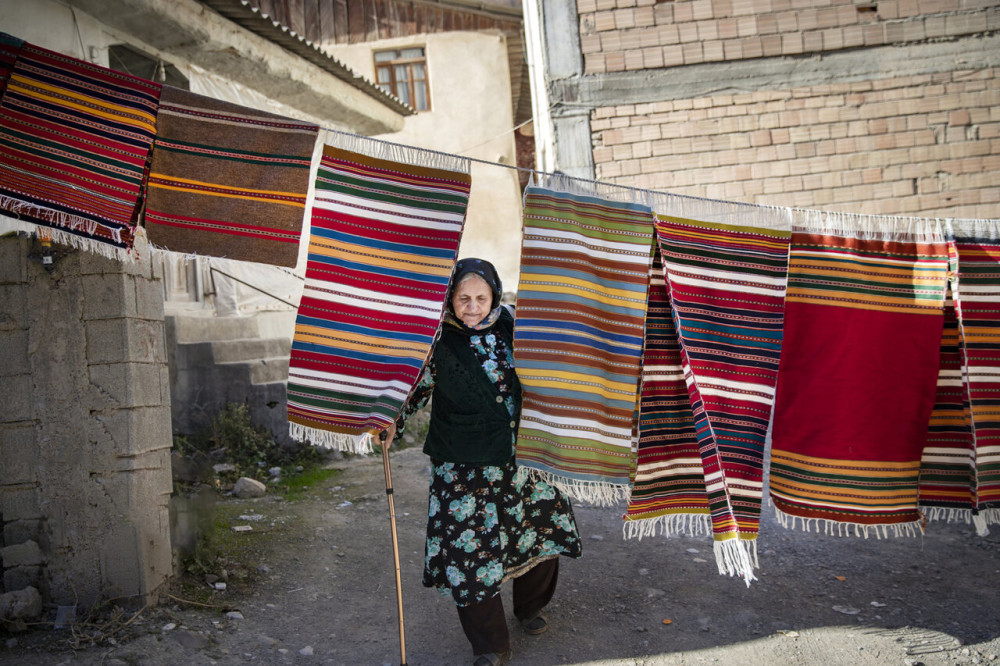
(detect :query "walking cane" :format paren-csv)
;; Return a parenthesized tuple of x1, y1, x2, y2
(379, 429, 407, 666)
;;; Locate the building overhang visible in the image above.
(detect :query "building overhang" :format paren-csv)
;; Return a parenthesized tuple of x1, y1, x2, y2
(64, 0, 412, 133)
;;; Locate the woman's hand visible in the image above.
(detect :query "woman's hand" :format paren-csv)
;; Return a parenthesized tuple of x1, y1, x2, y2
(381, 421, 397, 446)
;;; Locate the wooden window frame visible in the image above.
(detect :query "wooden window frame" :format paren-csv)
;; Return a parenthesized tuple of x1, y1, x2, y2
(373, 47, 430, 112)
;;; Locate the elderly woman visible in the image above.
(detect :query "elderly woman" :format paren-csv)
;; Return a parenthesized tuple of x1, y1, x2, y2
(387, 258, 581, 666)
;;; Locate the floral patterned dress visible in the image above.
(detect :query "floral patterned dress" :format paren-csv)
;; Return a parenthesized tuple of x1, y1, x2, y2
(402, 330, 582, 607)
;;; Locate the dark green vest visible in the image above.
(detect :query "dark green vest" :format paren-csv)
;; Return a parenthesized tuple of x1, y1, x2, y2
(422, 309, 522, 465)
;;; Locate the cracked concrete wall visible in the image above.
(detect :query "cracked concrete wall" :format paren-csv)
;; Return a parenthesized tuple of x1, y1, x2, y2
(0, 231, 172, 608)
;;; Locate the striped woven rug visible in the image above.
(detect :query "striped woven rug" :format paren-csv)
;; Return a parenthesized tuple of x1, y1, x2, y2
(513, 179, 654, 504)
(624, 246, 711, 537)
(145, 86, 318, 267)
(0, 39, 160, 258)
(922, 224, 1000, 532)
(918, 288, 977, 525)
(287, 132, 470, 452)
(649, 194, 790, 584)
(770, 213, 950, 537)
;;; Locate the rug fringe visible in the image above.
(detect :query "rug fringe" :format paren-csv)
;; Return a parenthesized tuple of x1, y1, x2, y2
(0, 204, 134, 262)
(947, 218, 1000, 241)
(774, 506, 923, 538)
(647, 190, 792, 232)
(713, 537, 758, 586)
(525, 469, 629, 507)
(324, 129, 470, 175)
(532, 172, 647, 205)
(622, 512, 711, 540)
(792, 207, 946, 243)
(289, 422, 375, 455)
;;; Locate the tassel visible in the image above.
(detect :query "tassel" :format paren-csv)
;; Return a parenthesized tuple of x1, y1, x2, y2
(289, 422, 375, 455)
(524, 469, 630, 507)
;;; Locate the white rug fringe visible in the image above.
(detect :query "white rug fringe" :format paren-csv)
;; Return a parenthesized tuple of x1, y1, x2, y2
(324, 129, 470, 175)
(0, 208, 135, 262)
(713, 537, 758, 587)
(947, 218, 1000, 241)
(774, 506, 923, 538)
(622, 512, 711, 540)
(289, 422, 375, 455)
(647, 189, 793, 232)
(524, 469, 629, 507)
(792, 207, 946, 243)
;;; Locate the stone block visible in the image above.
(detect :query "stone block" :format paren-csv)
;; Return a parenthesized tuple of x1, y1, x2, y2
(3, 519, 42, 546)
(0, 285, 27, 332)
(135, 275, 165, 320)
(81, 273, 137, 320)
(0, 237, 28, 284)
(0, 586, 42, 621)
(85, 319, 128, 363)
(0, 425, 38, 483)
(1, 540, 42, 568)
(0, 374, 32, 423)
(0, 486, 41, 521)
(100, 523, 143, 599)
(86, 406, 173, 458)
(3, 565, 40, 592)
(0, 329, 29, 376)
(88, 362, 163, 409)
(130, 319, 166, 364)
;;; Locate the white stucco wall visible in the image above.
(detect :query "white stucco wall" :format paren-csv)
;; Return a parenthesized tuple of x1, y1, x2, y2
(326, 31, 525, 291)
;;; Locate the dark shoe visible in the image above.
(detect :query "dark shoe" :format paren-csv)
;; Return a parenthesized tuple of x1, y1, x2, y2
(520, 612, 548, 636)
(472, 651, 509, 666)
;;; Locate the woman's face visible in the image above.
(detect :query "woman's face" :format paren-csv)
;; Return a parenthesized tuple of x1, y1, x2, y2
(451, 275, 493, 327)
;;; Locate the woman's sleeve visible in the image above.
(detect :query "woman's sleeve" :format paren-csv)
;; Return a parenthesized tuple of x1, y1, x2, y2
(393, 361, 434, 436)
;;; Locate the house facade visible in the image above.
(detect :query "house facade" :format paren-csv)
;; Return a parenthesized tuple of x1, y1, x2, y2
(526, 0, 1000, 219)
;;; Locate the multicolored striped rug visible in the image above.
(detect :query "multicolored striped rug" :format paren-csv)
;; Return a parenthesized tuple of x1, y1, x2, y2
(286, 132, 470, 452)
(145, 86, 318, 267)
(624, 245, 711, 537)
(513, 178, 655, 504)
(923, 222, 1000, 532)
(770, 213, 950, 537)
(0, 40, 161, 258)
(918, 286, 977, 525)
(649, 194, 790, 584)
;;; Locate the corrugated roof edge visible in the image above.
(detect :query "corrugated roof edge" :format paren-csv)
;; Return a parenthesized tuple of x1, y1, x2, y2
(201, 0, 415, 116)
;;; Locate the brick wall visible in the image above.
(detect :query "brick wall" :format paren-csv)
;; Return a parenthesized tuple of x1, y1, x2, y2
(591, 66, 999, 218)
(579, 0, 1000, 74)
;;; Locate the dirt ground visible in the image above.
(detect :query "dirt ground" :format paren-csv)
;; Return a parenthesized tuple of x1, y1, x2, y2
(2, 446, 999, 666)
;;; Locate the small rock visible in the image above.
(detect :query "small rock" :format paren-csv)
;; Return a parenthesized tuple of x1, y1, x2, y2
(296, 465, 304, 472)
(259, 635, 279, 647)
(685, 548, 700, 554)
(226, 611, 244, 620)
(162, 623, 177, 632)
(232, 525, 253, 533)
(278, 648, 289, 655)
(638, 568, 649, 576)
(693, 558, 708, 563)
(338, 501, 353, 508)
(214, 582, 227, 591)
(590, 534, 604, 541)
(213, 463, 236, 474)
(233, 477, 267, 498)
(870, 601, 886, 607)
(257, 565, 271, 574)
(646, 588, 666, 599)
(205, 574, 219, 585)
(299, 646, 314, 656)
(269, 467, 283, 477)
(174, 630, 209, 650)
(832, 605, 861, 615)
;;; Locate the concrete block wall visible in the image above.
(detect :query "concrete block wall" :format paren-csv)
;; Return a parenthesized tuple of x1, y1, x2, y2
(577, 0, 1000, 74)
(0, 231, 172, 608)
(592, 67, 1000, 217)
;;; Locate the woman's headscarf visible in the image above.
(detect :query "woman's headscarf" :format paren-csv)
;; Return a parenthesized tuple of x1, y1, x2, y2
(443, 257, 504, 334)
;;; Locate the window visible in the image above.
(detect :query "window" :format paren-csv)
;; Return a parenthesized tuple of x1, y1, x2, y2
(108, 44, 188, 89)
(374, 47, 429, 111)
